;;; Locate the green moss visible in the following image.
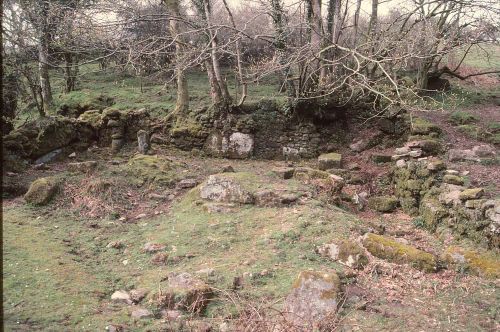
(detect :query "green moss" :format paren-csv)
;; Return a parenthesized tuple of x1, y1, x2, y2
(368, 196, 399, 213)
(318, 153, 343, 170)
(411, 117, 442, 136)
(292, 271, 341, 296)
(24, 177, 60, 206)
(459, 188, 484, 201)
(419, 198, 448, 231)
(362, 233, 437, 272)
(443, 247, 500, 279)
(78, 110, 104, 129)
(337, 240, 369, 269)
(449, 111, 478, 126)
(125, 154, 183, 187)
(443, 175, 465, 186)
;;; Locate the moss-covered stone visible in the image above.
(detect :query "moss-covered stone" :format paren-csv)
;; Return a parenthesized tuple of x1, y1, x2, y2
(419, 198, 448, 231)
(442, 247, 500, 279)
(459, 188, 484, 201)
(411, 117, 442, 136)
(427, 159, 446, 171)
(285, 271, 341, 329)
(443, 175, 465, 186)
(362, 233, 437, 272)
(24, 177, 60, 205)
(368, 196, 399, 213)
(151, 272, 212, 312)
(318, 153, 342, 170)
(126, 154, 183, 187)
(317, 240, 369, 269)
(416, 139, 442, 155)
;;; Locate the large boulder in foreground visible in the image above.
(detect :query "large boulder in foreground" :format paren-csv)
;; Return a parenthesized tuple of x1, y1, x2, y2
(24, 177, 60, 205)
(152, 272, 212, 313)
(199, 173, 256, 204)
(362, 233, 437, 272)
(284, 271, 341, 330)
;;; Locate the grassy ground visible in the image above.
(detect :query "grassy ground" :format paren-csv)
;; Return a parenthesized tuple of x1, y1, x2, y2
(3, 146, 500, 331)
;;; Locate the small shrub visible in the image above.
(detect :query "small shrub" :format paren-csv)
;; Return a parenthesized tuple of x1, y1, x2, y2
(449, 111, 478, 125)
(413, 217, 426, 229)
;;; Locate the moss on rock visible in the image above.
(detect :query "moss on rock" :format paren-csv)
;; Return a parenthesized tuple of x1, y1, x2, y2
(411, 117, 442, 136)
(362, 233, 437, 272)
(368, 196, 399, 213)
(318, 153, 342, 170)
(442, 247, 500, 279)
(24, 177, 60, 206)
(459, 188, 484, 201)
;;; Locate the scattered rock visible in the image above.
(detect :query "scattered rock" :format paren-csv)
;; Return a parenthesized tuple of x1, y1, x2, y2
(135, 213, 147, 220)
(317, 240, 368, 269)
(410, 117, 441, 136)
(24, 177, 59, 206)
(203, 202, 236, 213)
(395, 146, 411, 154)
(131, 308, 153, 319)
(68, 161, 98, 173)
(448, 149, 478, 162)
(443, 174, 465, 186)
(284, 271, 341, 330)
(177, 178, 198, 189)
(195, 268, 215, 277)
(143, 242, 166, 253)
(106, 241, 124, 249)
(395, 159, 407, 168)
(154, 272, 212, 312)
(368, 196, 399, 213)
(459, 188, 484, 201)
(35, 149, 63, 165)
(199, 173, 255, 204)
(151, 252, 169, 265)
(33, 163, 49, 170)
(272, 167, 295, 179)
(68, 152, 76, 158)
(111, 290, 132, 304)
(439, 184, 465, 207)
(427, 159, 446, 171)
(352, 191, 369, 210)
(442, 247, 500, 279)
(161, 309, 183, 321)
(130, 289, 149, 304)
(221, 165, 235, 173)
(318, 153, 342, 170)
(362, 233, 437, 272)
(472, 145, 496, 158)
(254, 190, 301, 207)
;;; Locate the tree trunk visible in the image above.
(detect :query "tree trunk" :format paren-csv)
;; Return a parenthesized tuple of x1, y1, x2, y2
(368, 0, 378, 78)
(166, 0, 189, 115)
(308, 0, 325, 84)
(353, 0, 362, 47)
(271, 0, 296, 100)
(203, 0, 232, 105)
(64, 52, 78, 93)
(38, 0, 52, 116)
(222, 0, 247, 106)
